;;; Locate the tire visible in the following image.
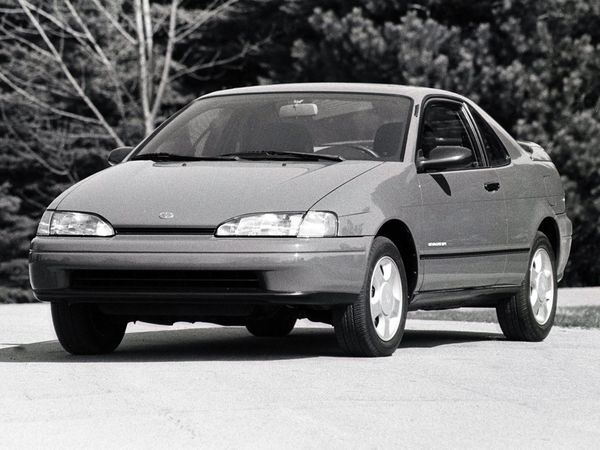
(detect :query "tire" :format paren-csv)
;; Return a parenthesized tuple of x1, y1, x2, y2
(333, 236, 408, 357)
(51, 303, 127, 355)
(246, 312, 297, 337)
(496, 232, 557, 341)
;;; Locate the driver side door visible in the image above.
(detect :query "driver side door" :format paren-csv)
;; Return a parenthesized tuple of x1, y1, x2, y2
(417, 99, 508, 291)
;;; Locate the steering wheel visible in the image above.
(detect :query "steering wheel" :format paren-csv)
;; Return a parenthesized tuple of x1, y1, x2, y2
(316, 144, 379, 159)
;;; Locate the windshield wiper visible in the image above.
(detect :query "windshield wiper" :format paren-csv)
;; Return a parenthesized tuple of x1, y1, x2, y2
(219, 150, 344, 162)
(131, 152, 239, 161)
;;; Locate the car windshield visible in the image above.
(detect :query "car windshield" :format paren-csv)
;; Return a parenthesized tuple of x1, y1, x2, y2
(134, 92, 413, 161)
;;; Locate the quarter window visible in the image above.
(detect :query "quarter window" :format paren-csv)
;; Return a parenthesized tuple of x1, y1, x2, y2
(469, 107, 510, 167)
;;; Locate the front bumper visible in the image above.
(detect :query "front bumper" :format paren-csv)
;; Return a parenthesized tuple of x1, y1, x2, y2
(29, 235, 371, 305)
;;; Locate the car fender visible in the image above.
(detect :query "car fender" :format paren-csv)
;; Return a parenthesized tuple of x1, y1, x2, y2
(310, 161, 423, 285)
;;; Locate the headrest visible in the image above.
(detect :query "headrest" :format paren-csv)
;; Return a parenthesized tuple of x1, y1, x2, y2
(250, 122, 313, 153)
(373, 122, 404, 158)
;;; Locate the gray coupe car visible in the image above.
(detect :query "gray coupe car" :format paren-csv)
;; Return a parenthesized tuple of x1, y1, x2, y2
(29, 83, 572, 357)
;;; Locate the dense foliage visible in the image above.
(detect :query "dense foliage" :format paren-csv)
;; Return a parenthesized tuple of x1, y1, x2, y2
(0, 0, 599, 301)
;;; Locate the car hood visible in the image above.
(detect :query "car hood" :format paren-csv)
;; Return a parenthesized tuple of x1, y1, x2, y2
(54, 160, 381, 228)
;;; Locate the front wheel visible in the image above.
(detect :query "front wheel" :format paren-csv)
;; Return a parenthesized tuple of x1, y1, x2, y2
(333, 237, 408, 357)
(496, 232, 557, 341)
(51, 303, 127, 355)
(246, 312, 297, 337)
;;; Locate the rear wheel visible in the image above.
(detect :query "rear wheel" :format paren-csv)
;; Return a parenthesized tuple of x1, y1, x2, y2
(496, 232, 557, 341)
(246, 312, 297, 337)
(333, 237, 408, 357)
(51, 303, 127, 355)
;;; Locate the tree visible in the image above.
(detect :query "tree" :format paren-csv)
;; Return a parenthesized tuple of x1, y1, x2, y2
(1, 0, 599, 294)
(280, 0, 600, 286)
(0, 0, 271, 299)
(0, 181, 35, 301)
(1, 0, 268, 141)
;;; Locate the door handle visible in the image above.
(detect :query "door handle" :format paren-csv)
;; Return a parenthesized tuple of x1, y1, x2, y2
(484, 181, 500, 192)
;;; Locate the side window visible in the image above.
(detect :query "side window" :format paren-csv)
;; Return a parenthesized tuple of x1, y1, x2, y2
(469, 107, 510, 167)
(418, 101, 481, 168)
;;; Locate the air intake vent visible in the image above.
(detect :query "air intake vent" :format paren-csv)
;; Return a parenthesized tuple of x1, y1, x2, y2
(69, 270, 262, 292)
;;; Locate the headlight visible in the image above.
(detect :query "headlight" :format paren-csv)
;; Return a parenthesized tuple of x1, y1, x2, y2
(297, 211, 338, 237)
(36, 211, 115, 237)
(216, 211, 337, 237)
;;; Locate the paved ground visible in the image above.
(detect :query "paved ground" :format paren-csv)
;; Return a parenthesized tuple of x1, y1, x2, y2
(554, 287, 600, 307)
(1, 301, 599, 449)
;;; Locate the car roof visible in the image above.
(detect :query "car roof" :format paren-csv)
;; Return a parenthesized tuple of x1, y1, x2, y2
(198, 83, 525, 158)
(200, 82, 467, 102)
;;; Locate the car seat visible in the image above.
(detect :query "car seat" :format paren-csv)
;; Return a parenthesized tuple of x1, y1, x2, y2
(373, 122, 404, 158)
(250, 122, 314, 153)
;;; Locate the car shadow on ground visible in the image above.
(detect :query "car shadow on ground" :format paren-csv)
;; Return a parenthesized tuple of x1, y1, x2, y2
(0, 325, 505, 363)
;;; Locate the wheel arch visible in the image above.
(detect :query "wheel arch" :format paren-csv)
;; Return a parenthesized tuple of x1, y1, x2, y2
(375, 219, 419, 296)
(537, 217, 560, 263)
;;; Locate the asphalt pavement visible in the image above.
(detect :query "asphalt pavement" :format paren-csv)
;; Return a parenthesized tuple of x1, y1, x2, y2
(0, 297, 599, 449)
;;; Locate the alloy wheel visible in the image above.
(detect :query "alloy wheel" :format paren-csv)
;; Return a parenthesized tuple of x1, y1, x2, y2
(529, 247, 555, 325)
(369, 256, 403, 341)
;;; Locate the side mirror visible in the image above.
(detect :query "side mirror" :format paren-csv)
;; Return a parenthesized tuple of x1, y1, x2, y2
(108, 146, 134, 166)
(416, 146, 474, 172)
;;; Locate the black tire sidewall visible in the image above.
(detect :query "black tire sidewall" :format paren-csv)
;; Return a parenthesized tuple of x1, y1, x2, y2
(246, 313, 297, 337)
(523, 234, 558, 335)
(51, 303, 126, 354)
(360, 237, 409, 354)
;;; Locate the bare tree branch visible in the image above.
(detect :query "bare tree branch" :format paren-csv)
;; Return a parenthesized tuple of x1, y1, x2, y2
(63, 0, 113, 73)
(89, 0, 136, 45)
(0, 22, 54, 60)
(0, 70, 100, 124)
(63, 0, 126, 118)
(171, 34, 271, 81)
(16, 0, 124, 146)
(3, 0, 267, 148)
(3, 64, 80, 99)
(151, 5, 172, 34)
(134, 0, 152, 135)
(1, 110, 72, 178)
(20, 0, 85, 39)
(118, 6, 137, 34)
(151, 0, 178, 121)
(175, 0, 239, 43)
(142, 0, 154, 100)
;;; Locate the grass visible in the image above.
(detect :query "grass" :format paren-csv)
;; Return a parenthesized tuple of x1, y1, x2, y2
(409, 306, 600, 329)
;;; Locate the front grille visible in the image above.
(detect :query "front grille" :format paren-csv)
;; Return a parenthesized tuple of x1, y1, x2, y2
(69, 270, 262, 292)
(115, 227, 215, 235)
